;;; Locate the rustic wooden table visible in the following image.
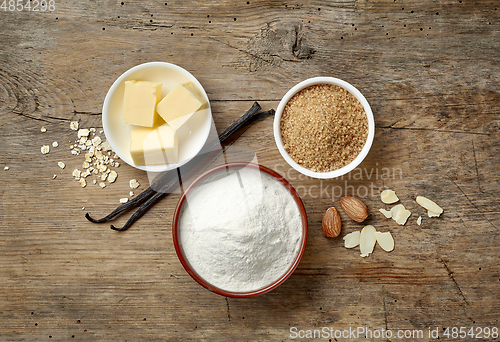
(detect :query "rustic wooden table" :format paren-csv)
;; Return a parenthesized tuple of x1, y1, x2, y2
(1, 0, 499, 341)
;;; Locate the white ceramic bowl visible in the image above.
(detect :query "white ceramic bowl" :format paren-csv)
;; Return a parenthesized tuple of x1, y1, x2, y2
(273, 77, 375, 179)
(102, 62, 212, 172)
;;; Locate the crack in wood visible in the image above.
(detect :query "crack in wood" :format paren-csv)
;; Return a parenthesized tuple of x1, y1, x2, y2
(208, 36, 282, 69)
(450, 178, 497, 230)
(132, 26, 157, 31)
(45, 116, 71, 122)
(440, 259, 470, 306)
(73, 111, 102, 116)
(382, 297, 388, 331)
(11, 111, 49, 123)
(225, 297, 231, 322)
(471, 140, 482, 193)
(375, 125, 492, 136)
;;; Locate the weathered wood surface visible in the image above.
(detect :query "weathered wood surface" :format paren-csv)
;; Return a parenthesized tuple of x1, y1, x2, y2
(1, 0, 499, 340)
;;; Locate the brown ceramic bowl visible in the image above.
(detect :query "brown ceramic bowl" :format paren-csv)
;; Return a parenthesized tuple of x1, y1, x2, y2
(172, 163, 308, 298)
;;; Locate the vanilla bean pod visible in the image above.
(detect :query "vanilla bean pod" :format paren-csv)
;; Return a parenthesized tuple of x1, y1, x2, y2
(110, 108, 275, 231)
(86, 102, 274, 231)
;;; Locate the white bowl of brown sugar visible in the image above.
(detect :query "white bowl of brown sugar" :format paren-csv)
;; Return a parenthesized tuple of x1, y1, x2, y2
(274, 77, 374, 179)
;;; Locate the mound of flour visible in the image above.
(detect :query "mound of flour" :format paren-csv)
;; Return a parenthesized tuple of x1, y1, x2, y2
(179, 167, 303, 292)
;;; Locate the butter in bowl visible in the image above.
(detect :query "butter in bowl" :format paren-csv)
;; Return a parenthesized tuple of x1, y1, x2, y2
(102, 62, 213, 172)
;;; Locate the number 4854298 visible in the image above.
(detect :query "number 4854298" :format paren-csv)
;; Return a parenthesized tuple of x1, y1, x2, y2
(443, 327, 498, 339)
(1, 0, 55, 11)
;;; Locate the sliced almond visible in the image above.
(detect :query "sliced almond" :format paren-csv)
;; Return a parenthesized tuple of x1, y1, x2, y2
(360, 225, 377, 257)
(343, 231, 360, 248)
(375, 231, 394, 252)
(390, 204, 411, 225)
(381, 190, 399, 204)
(428, 211, 440, 218)
(379, 208, 392, 218)
(417, 216, 422, 225)
(416, 196, 443, 216)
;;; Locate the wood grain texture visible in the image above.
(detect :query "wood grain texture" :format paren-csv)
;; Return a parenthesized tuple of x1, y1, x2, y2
(0, 0, 499, 341)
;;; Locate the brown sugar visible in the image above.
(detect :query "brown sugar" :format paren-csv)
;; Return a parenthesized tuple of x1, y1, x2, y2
(280, 84, 368, 173)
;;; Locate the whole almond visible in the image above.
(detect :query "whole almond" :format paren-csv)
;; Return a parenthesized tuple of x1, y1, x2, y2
(340, 196, 369, 222)
(322, 207, 341, 237)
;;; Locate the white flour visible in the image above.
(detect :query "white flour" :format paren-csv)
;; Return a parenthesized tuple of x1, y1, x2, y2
(179, 167, 303, 292)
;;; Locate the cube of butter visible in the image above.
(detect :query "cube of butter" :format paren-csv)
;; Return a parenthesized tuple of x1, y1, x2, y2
(156, 83, 206, 131)
(130, 124, 178, 166)
(123, 80, 163, 127)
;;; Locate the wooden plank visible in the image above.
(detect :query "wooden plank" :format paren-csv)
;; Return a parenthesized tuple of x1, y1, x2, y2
(0, 0, 499, 340)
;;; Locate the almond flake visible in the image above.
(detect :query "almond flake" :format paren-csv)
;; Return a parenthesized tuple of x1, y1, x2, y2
(70, 121, 79, 130)
(41, 126, 47, 132)
(381, 189, 399, 204)
(343, 231, 360, 248)
(79, 178, 87, 188)
(375, 231, 394, 252)
(41, 145, 50, 154)
(417, 216, 422, 225)
(119, 197, 128, 204)
(360, 225, 377, 257)
(390, 204, 411, 225)
(129, 191, 134, 197)
(4, 166, 9, 171)
(428, 211, 440, 218)
(52, 174, 57, 179)
(416, 196, 443, 217)
(52, 141, 59, 147)
(99, 182, 106, 188)
(379, 208, 392, 218)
